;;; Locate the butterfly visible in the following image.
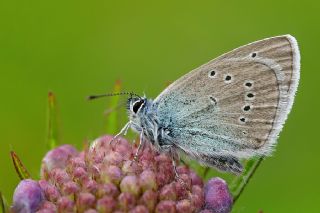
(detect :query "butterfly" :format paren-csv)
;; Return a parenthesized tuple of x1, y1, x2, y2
(90, 35, 300, 174)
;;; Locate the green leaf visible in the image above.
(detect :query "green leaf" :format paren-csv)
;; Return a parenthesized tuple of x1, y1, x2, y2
(0, 192, 9, 213)
(47, 91, 60, 149)
(10, 151, 31, 180)
(230, 157, 264, 203)
(105, 80, 122, 134)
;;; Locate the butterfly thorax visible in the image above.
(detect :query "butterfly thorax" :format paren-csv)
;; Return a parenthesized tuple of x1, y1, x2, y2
(127, 97, 174, 152)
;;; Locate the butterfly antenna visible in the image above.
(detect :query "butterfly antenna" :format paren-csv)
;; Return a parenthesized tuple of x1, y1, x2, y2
(87, 92, 141, 100)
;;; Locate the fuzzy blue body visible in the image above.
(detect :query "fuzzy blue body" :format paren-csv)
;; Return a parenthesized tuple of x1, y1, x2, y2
(128, 98, 174, 152)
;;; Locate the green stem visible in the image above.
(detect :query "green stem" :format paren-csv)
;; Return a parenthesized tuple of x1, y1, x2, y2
(230, 157, 264, 204)
(0, 192, 9, 213)
(47, 91, 60, 150)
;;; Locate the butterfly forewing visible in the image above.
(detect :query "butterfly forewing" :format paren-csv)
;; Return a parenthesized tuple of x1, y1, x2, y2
(154, 35, 300, 160)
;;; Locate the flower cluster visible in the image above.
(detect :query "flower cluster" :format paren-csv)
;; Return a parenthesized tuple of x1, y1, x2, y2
(11, 135, 232, 213)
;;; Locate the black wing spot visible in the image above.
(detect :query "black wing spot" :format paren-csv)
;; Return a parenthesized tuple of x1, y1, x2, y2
(208, 70, 217, 78)
(247, 93, 254, 98)
(243, 105, 251, 111)
(209, 96, 217, 105)
(239, 117, 246, 123)
(251, 52, 257, 58)
(244, 81, 253, 88)
(225, 75, 232, 81)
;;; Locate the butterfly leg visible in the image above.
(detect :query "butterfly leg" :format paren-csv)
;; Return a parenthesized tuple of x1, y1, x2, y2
(132, 130, 145, 163)
(168, 147, 184, 183)
(168, 147, 192, 194)
(171, 154, 179, 179)
(110, 121, 132, 146)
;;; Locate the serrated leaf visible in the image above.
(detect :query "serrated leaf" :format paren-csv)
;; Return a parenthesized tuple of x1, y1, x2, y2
(105, 80, 122, 134)
(0, 192, 9, 213)
(10, 151, 31, 180)
(230, 157, 264, 203)
(47, 91, 60, 149)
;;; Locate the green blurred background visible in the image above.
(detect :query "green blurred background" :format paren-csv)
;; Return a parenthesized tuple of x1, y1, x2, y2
(1, 0, 319, 212)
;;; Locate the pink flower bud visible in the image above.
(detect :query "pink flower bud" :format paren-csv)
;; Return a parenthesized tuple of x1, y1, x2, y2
(189, 171, 203, 187)
(101, 165, 123, 184)
(38, 180, 60, 202)
(50, 168, 70, 186)
(139, 170, 157, 192)
(139, 190, 157, 212)
(61, 181, 79, 195)
(177, 165, 190, 175)
(199, 210, 213, 213)
(176, 199, 192, 213)
(82, 179, 98, 194)
(96, 183, 119, 198)
(129, 205, 149, 213)
(120, 175, 141, 196)
(96, 196, 116, 213)
(113, 138, 132, 158)
(103, 151, 124, 166)
(204, 178, 233, 213)
(36, 201, 57, 212)
(155, 200, 176, 213)
(68, 156, 86, 170)
(57, 196, 75, 212)
(77, 192, 96, 212)
(84, 209, 98, 213)
(12, 179, 44, 213)
(118, 192, 136, 211)
(41, 145, 78, 175)
(122, 160, 142, 175)
(73, 167, 88, 180)
(159, 183, 177, 201)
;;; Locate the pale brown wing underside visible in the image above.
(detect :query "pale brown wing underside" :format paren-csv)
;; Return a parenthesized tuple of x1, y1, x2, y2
(155, 35, 300, 158)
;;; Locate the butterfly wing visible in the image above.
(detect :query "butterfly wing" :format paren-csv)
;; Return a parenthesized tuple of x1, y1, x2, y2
(154, 35, 300, 170)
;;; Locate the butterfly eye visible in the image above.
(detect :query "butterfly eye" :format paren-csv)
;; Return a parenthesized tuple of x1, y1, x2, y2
(132, 100, 144, 113)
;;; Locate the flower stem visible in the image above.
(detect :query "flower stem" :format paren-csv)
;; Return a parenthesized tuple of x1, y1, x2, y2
(0, 192, 9, 213)
(47, 92, 60, 149)
(230, 157, 264, 204)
